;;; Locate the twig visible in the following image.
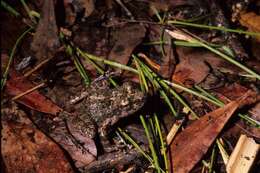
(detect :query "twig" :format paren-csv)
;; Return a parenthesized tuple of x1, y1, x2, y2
(23, 57, 53, 77)
(23, 46, 64, 77)
(114, 0, 134, 19)
(11, 82, 45, 101)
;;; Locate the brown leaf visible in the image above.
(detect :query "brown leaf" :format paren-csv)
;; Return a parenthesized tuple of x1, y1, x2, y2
(5, 70, 62, 115)
(49, 115, 97, 168)
(214, 84, 260, 139)
(108, 24, 146, 73)
(248, 102, 260, 138)
(169, 91, 256, 173)
(213, 83, 249, 102)
(172, 47, 243, 87)
(172, 47, 210, 86)
(1, 106, 73, 173)
(149, 26, 176, 78)
(31, 0, 60, 61)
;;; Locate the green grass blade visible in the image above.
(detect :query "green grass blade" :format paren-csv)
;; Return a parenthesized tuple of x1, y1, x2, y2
(160, 80, 198, 119)
(167, 20, 260, 37)
(140, 115, 161, 173)
(154, 114, 169, 173)
(1, 1, 20, 17)
(72, 56, 90, 86)
(133, 56, 149, 93)
(1, 27, 33, 90)
(194, 39, 260, 80)
(118, 128, 153, 163)
(77, 48, 138, 74)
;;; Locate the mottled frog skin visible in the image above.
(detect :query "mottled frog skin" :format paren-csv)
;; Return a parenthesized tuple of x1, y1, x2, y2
(65, 81, 146, 140)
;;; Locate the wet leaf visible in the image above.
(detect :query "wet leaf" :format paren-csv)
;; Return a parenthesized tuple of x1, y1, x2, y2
(5, 70, 62, 115)
(169, 91, 257, 173)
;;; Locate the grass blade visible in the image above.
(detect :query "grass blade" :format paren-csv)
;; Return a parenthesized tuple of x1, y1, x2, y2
(1, 27, 33, 90)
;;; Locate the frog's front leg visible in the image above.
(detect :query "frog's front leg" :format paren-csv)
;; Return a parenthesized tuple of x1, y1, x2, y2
(52, 111, 97, 167)
(98, 116, 125, 153)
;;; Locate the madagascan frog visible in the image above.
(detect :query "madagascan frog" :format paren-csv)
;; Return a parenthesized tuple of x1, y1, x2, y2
(63, 80, 146, 150)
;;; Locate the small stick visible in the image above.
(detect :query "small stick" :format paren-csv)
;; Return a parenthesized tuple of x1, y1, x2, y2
(115, 0, 134, 19)
(11, 82, 45, 101)
(23, 46, 64, 77)
(23, 57, 52, 77)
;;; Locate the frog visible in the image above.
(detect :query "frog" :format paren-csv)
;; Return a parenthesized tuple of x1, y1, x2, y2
(62, 80, 146, 151)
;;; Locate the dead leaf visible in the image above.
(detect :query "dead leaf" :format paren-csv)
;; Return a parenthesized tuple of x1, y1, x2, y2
(149, 26, 176, 78)
(5, 70, 62, 115)
(172, 47, 210, 86)
(214, 83, 260, 140)
(249, 102, 260, 122)
(240, 12, 260, 42)
(27, 110, 97, 168)
(213, 83, 249, 103)
(108, 24, 146, 73)
(49, 120, 97, 168)
(1, 105, 73, 173)
(169, 91, 257, 173)
(172, 47, 244, 87)
(31, 0, 60, 61)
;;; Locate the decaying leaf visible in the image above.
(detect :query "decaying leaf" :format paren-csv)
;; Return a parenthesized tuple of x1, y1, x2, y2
(172, 47, 210, 86)
(5, 70, 62, 115)
(148, 26, 176, 78)
(47, 112, 97, 168)
(108, 24, 146, 73)
(213, 83, 249, 102)
(239, 12, 260, 41)
(172, 47, 244, 87)
(31, 0, 60, 61)
(1, 104, 73, 173)
(226, 134, 260, 173)
(169, 91, 257, 173)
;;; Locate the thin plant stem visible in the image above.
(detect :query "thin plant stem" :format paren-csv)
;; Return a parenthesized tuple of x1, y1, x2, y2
(216, 139, 229, 165)
(133, 57, 149, 93)
(12, 82, 45, 101)
(1, 27, 33, 90)
(77, 48, 138, 74)
(164, 81, 224, 106)
(194, 85, 223, 106)
(76, 49, 117, 87)
(154, 114, 169, 173)
(72, 55, 90, 86)
(118, 128, 153, 163)
(140, 115, 161, 173)
(160, 80, 198, 119)
(209, 144, 216, 173)
(136, 58, 178, 116)
(167, 20, 260, 37)
(194, 39, 260, 80)
(1, 1, 20, 17)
